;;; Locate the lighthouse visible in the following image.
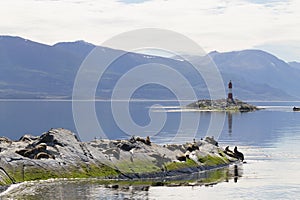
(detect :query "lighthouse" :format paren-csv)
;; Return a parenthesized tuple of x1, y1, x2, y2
(227, 80, 234, 103)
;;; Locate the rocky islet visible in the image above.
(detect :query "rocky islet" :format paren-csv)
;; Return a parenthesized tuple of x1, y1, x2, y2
(186, 98, 260, 112)
(0, 128, 243, 187)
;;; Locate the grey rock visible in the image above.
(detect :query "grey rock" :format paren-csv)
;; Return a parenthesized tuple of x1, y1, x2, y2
(0, 128, 241, 186)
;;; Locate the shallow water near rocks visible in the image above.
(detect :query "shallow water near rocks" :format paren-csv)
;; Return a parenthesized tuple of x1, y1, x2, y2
(1, 101, 300, 199)
(0, 164, 241, 199)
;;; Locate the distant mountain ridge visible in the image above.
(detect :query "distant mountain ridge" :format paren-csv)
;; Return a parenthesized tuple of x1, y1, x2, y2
(289, 61, 300, 70)
(209, 50, 300, 100)
(0, 35, 299, 100)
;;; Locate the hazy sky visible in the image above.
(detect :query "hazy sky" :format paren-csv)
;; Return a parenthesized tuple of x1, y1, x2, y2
(0, 0, 299, 61)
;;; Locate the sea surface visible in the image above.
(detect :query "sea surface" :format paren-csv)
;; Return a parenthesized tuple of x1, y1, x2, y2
(1, 100, 300, 199)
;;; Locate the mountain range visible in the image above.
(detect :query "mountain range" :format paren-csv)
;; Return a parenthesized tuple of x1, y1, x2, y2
(0, 35, 299, 101)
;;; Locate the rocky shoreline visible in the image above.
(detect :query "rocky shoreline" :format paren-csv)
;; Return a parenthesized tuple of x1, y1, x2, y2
(187, 98, 260, 112)
(0, 128, 243, 187)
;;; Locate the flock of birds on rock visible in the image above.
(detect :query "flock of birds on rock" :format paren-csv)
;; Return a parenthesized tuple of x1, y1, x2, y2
(129, 136, 245, 163)
(174, 139, 245, 163)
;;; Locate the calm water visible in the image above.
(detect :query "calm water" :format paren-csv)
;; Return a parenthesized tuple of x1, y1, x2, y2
(1, 100, 300, 199)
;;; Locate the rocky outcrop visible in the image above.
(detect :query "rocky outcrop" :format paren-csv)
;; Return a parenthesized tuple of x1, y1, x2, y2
(0, 128, 242, 186)
(187, 98, 259, 112)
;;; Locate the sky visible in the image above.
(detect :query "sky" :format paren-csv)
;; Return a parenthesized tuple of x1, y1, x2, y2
(0, 0, 299, 62)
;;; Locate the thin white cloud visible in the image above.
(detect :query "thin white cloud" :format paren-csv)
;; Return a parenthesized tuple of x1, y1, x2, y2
(0, 0, 299, 61)
(255, 40, 300, 62)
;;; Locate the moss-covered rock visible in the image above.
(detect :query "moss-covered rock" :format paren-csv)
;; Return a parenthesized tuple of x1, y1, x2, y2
(0, 128, 241, 186)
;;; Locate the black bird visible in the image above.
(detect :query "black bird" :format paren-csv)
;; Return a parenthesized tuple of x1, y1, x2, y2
(225, 146, 233, 153)
(234, 146, 244, 161)
(224, 146, 237, 159)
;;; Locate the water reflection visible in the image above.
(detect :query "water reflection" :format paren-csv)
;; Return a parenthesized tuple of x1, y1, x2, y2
(234, 164, 239, 183)
(1, 165, 242, 199)
(227, 112, 232, 135)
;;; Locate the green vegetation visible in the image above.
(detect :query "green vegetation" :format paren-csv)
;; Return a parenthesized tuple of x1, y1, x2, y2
(23, 168, 60, 181)
(0, 152, 233, 187)
(1, 155, 230, 186)
(165, 159, 198, 171)
(0, 171, 15, 185)
(198, 155, 229, 166)
(115, 159, 161, 174)
(4, 163, 120, 183)
(85, 163, 120, 177)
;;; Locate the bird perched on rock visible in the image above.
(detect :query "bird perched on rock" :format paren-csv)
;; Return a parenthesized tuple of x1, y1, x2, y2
(135, 136, 151, 145)
(145, 136, 151, 145)
(224, 146, 237, 159)
(186, 143, 199, 152)
(225, 146, 233, 153)
(234, 146, 244, 161)
(176, 154, 187, 162)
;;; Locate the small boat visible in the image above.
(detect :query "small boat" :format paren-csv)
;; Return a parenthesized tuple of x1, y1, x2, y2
(293, 107, 300, 111)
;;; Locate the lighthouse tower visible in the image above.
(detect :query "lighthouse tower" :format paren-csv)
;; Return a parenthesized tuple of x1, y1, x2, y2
(227, 80, 234, 103)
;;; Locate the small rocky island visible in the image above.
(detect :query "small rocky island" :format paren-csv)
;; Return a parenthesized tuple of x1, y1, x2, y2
(187, 81, 259, 112)
(186, 98, 259, 112)
(0, 128, 243, 187)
